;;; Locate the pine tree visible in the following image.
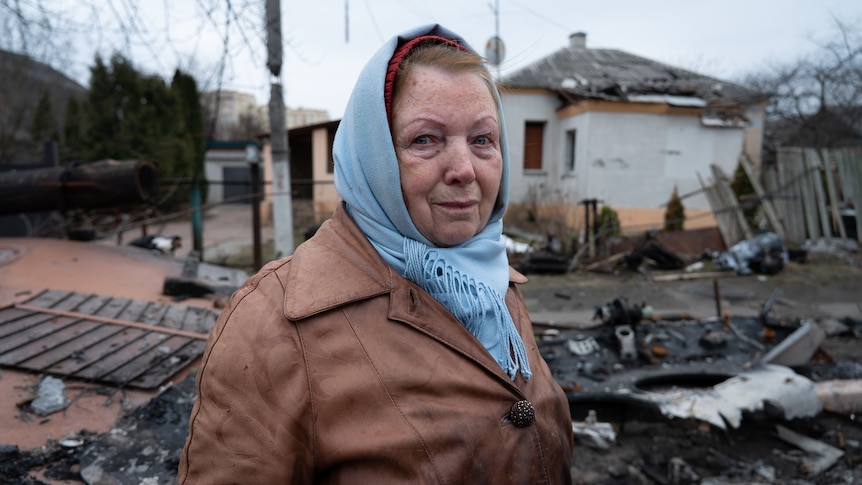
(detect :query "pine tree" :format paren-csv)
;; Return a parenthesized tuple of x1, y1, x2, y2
(63, 97, 84, 163)
(30, 87, 59, 163)
(664, 186, 685, 231)
(62, 53, 203, 210)
(31, 87, 57, 145)
(170, 69, 207, 203)
(81, 56, 120, 160)
(170, 70, 204, 177)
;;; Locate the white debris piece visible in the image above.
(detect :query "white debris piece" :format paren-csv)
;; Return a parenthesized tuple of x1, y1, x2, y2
(639, 364, 822, 429)
(502, 234, 533, 255)
(31, 375, 70, 416)
(571, 410, 616, 449)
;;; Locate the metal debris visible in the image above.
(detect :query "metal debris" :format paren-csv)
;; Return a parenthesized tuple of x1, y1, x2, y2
(571, 410, 616, 449)
(645, 364, 822, 429)
(776, 424, 844, 476)
(30, 376, 69, 417)
(762, 319, 826, 366)
(814, 379, 862, 414)
(712, 232, 788, 275)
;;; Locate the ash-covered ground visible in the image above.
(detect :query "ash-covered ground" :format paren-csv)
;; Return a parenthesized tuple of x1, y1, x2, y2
(3, 251, 861, 484)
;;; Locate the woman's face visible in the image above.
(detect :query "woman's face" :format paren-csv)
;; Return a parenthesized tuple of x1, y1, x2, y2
(391, 66, 502, 247)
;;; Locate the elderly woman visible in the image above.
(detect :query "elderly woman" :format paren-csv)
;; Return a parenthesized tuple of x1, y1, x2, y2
(179, 24, 573, 483)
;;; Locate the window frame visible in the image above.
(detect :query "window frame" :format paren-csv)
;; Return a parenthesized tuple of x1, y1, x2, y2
(523, 121, 546, 171)
(565, 128, 577, 173)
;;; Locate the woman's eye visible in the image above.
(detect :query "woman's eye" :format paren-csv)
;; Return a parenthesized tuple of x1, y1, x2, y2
(413, 135, 431, 145)
(474, 135, 495, 146)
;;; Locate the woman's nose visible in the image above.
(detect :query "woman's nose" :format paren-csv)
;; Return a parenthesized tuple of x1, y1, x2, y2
(443, 140, 476, 185)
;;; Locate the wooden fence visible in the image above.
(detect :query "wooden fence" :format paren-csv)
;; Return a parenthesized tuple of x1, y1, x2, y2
(699, 147, 861, 248)
(764, 147, 862, 247)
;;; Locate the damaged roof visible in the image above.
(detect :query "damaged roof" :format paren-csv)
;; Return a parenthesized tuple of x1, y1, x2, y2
(503, 32, 766, 114)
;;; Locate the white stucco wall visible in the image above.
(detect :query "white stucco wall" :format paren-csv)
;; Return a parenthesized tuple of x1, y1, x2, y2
(203, 148, 249, 205)
(501, 93, 565, 203)
(501, 92, 746, 211)
(311, 127, 339, 218)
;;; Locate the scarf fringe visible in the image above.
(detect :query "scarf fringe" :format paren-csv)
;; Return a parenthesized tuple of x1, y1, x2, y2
(405, 239, 532, 381)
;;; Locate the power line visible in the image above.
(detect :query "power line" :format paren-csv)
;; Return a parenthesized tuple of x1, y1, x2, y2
(361, 0, 384, 44)
(503, 0, 571, 33)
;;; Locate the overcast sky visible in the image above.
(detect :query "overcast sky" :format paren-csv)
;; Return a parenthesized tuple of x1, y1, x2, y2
(43, 0, 862, 119)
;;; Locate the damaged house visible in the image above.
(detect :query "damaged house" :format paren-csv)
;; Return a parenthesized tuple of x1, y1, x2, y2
(499, 32, 769, 232)
(225, 33, 770, 239)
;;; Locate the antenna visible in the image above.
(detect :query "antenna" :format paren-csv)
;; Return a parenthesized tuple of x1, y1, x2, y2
(485, 0, 505, 77)
(345, 0, 349, 43)
(495, 0, 499, 43)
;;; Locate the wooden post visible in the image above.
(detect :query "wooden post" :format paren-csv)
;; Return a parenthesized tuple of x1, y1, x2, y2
(779, 148, 805, 245)
(803, 149, 832, 242)
(247, 144, 263, 271)
(835, 148, 862, 243)
(739, 155, 787, 241)
(698, 171, 737, 248)
(712, 164, 753, 240)
(818, 149, 847, 239)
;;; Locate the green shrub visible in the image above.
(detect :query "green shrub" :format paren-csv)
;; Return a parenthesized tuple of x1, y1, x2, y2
(597, 205, 622, 237)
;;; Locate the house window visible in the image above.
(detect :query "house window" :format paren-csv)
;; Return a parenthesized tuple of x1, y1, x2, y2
(523, 121, 545, 170)
(565, 129, 577, 172)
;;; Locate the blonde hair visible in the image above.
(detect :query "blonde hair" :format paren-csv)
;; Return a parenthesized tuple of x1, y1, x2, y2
(391, 43, 497, 116)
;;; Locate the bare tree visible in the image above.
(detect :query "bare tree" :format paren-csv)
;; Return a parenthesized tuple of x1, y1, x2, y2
(1, 1, 270, 164)
(740, 17, 862, 150)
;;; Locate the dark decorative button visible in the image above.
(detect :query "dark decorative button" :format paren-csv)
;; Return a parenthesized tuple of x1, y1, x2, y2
(508, 400, 535, 428)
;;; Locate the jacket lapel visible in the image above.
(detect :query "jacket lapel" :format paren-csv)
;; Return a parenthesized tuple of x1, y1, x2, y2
(283, 203, 527, 394)
(387, 278, 526, 395)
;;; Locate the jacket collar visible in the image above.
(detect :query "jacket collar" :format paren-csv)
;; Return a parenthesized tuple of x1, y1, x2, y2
(283, 203, 527, 321)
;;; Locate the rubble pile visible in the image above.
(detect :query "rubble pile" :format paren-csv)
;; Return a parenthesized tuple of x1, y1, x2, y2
(538, 285, 862, 484)
(1, 242, 860, 484)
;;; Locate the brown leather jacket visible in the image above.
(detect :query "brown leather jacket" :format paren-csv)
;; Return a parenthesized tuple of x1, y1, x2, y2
(179, 205, 574, 484)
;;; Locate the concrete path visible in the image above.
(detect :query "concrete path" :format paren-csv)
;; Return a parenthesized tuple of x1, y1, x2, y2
(97, 204, 274, 262)
(97, 206, 862, 326)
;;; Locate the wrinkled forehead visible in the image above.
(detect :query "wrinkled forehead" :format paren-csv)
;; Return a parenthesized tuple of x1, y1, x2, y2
(384, 35, 469, 123)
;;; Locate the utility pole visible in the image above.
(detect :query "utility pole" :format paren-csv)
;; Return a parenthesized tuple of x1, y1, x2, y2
(266, 0, 295, 257)
(486, 0, 504, 79)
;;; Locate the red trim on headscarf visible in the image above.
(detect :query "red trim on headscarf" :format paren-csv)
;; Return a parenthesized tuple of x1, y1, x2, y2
(384, 35, 469, 123)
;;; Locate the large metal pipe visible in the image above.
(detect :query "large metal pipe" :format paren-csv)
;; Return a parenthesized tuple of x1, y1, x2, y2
(0, 159, 159, 215)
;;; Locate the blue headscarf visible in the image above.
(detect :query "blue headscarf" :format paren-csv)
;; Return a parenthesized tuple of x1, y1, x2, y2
(332, 24, 530, 381)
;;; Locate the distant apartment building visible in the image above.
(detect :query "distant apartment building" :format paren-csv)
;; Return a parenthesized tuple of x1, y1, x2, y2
(257, 105, 330, 131)
(202, 90, 329, 140)
(200, 90, 259, 140)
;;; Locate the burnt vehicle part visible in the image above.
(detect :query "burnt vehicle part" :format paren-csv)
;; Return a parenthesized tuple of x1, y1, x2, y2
(622, 232, 686, 271)
(0, 159, 159, 215)
(593, 297, 654, 326)
(541, 311, 824, 428)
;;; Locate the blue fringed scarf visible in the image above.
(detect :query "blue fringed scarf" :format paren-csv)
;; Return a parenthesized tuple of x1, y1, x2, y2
(331, 24, 531, 381)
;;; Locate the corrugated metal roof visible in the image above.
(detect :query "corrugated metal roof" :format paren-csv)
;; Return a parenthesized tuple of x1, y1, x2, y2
(0, 289, 217, 390)
(504, 44, 764, 106)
